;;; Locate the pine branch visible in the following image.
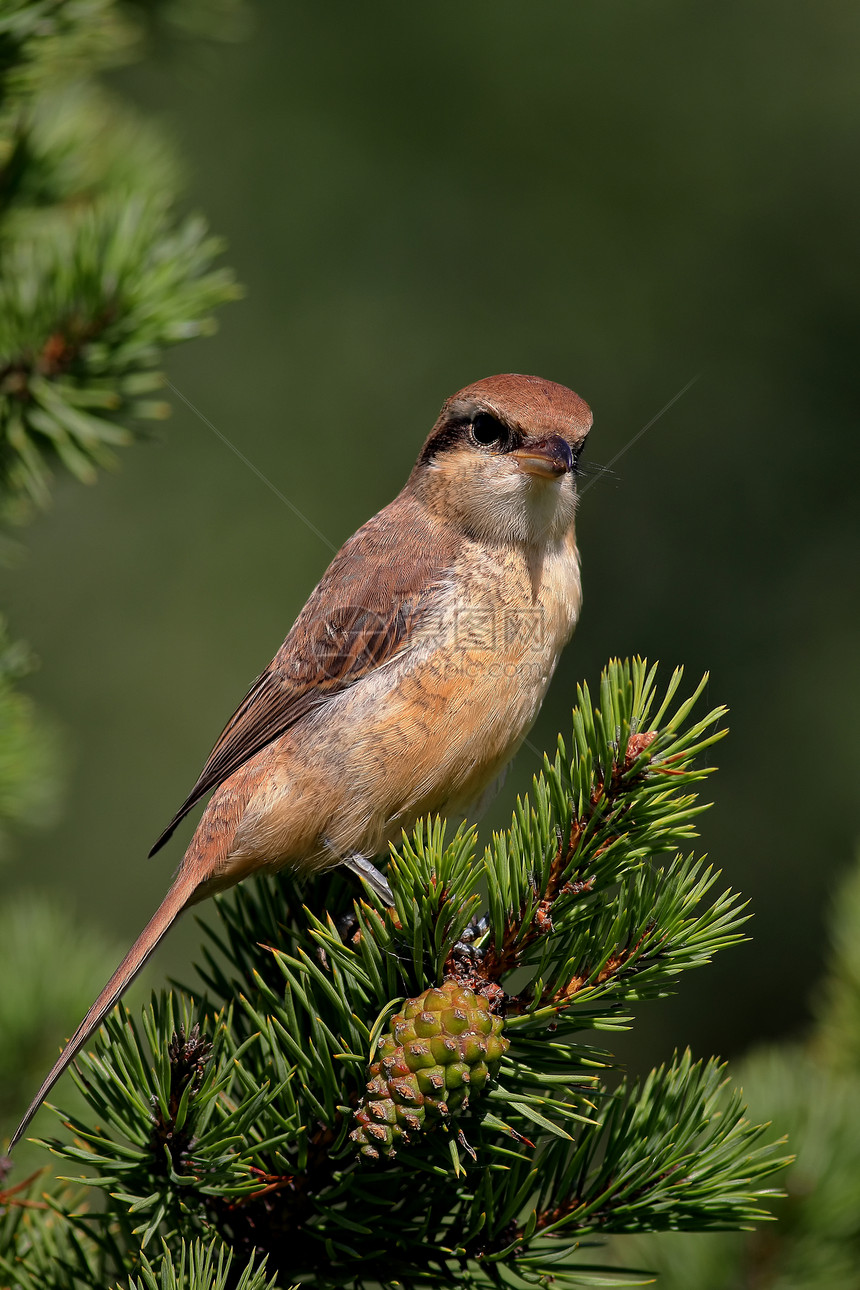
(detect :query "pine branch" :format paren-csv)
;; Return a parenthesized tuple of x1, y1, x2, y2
(0, 194, 240, 517)
(502, 852, 747, 1029)
(43, 994, 278, 1248)
(520, 1052, 787, 1245)
(0, 1168, 126, 1290)
(477, 660, 726, 982)
(127, 1237, 279, 1290)
(39, 659, 787, 1288)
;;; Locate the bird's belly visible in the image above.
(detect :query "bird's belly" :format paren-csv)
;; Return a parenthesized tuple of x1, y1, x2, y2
(228, 540, 581, 873)
(299, 638, 559, 860)
(377, 649, 553, 838)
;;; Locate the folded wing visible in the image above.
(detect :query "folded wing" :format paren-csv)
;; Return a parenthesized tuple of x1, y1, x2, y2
(149, 496, 455, 856)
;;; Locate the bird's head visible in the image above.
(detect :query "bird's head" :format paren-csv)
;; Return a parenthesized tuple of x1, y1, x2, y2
(408, 374, 592, 546)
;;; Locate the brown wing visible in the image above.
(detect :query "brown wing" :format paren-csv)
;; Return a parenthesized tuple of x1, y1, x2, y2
(149, 493, 456, 856)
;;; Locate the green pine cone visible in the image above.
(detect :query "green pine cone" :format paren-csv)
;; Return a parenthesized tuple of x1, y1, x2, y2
(351, 979, 508, 1160)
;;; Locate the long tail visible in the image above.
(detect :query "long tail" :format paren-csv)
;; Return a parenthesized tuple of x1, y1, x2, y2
(9, 865, 201, 1150)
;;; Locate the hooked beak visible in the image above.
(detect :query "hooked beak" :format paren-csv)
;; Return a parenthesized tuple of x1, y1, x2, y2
(511, 434, 575, 480)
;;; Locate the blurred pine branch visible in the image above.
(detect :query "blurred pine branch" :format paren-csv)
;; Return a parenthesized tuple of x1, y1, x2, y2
(0, 0, 243, 527)
(0, 615, 61, 856)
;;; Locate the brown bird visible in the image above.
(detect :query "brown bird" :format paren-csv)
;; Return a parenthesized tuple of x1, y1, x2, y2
(9, 373, 592, 1149)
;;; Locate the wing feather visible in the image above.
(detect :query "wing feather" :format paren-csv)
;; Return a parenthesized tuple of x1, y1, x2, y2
(149, 494, 455, 856)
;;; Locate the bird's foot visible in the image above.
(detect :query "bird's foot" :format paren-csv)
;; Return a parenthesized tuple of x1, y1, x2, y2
(339, 850, 394, 906)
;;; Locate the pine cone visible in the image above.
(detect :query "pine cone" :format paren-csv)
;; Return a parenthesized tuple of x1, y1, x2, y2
(351, 979, 507, 1160)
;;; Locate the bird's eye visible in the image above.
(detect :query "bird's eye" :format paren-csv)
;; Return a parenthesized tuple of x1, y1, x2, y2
(471, 412, 507, 447)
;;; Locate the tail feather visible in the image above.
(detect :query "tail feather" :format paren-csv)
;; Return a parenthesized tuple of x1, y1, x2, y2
(8, 866, 200, 1150)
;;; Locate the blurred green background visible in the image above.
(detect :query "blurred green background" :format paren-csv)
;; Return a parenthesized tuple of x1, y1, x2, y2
(1, 0, 858, 1079)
